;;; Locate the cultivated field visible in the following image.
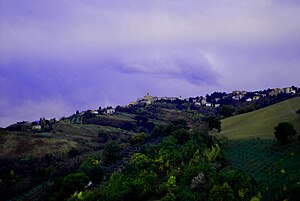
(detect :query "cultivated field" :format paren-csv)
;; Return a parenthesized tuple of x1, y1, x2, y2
(224, 138, 300, 200)
(222, 97, 300, 139)
(222, 97, 300, 200)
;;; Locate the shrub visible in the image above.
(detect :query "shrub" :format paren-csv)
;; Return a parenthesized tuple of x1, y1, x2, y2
(274, 122, 296, 144)
(209, 182, 234, 201)
(80, 157, 104, 183)
(61, 172, 89, 198)
(102, 141, 121, 164)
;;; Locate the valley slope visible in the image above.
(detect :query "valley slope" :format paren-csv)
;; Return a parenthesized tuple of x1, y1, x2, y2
(222, 97, 300, 139)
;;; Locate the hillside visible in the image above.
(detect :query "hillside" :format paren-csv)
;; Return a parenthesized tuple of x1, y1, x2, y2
(221, 97, 300, 139)
(1, 89, 299, 201)
(222, 97, 300, 200)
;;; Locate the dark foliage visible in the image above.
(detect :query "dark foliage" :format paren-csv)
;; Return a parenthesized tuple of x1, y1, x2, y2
(274, 122, 297, 144)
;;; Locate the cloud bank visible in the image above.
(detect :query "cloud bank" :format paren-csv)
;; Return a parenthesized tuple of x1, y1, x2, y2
(1, 0, 300, 127)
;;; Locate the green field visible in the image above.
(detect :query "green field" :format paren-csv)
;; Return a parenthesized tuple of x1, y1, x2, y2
(222, 97, 300, 139)
(222, 97, 300, 200)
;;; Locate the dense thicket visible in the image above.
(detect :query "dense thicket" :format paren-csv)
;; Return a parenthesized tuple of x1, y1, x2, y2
(61, 122, 258, 201)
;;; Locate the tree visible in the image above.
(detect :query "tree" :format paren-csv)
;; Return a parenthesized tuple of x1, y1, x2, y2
(102, 141, 121, 164)
(205, 116, 221, 132)
(80, 157, 104, 183)
(220, 105, 234, 118)
(209, 182, 234, 201)
(274, 122, 296, 144)
(61, 172, 89, 198)
(173, 128, 190, 145)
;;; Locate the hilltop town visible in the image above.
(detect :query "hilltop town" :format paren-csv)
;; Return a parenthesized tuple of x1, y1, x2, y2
(134, 86, 299, 108)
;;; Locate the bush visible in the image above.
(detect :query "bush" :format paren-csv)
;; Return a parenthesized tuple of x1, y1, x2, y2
(173, 128, 190, 145)
(61, 172, 89, 198)
(274, 122, 296, 144)
(209, 182, 234, 201)
(102, 141, 121, 164)
(205, 116, 221, 132)
(80, 157, 104, 183)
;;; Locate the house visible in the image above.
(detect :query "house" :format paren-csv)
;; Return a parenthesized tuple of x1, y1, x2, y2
(195, 102, 201, 106)
(105, 108, 115, 115)
(214, 104, 220, 108)
(232, 95, 242, 100)
(32, 125, 42, 131)
(201, 99, 207, 105)
(284, 87, 292, 94)
(130, 102, 136, 106)
(232, 90, 241, 95)
(273, 88, 282, 95)
(253, 96, 260, 100)
(241, 91, 247, 95)
(144, 92, 153, 104)
(246, 98, 252, 102)
(205, 103, 212, 107)
(269, 90, 278, 96)
(91, 110, 99, 114)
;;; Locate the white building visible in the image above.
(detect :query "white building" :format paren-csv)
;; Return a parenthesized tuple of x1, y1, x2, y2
(205, 103, 212, 107)
(195, 102, 201, 106)
(105, 108, 115, 115)
(32, 125, 42, 131)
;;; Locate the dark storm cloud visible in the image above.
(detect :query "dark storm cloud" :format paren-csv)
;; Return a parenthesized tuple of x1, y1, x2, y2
(1, 0, 300, 127)
(110, 48, 220, 85)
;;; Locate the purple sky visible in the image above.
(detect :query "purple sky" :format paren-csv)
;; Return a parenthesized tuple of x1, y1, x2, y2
(1, 0, 300, 127)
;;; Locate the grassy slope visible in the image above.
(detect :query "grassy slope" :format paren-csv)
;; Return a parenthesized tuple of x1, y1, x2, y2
(222, 97, 300, 200)
(222, 97, 300, 139)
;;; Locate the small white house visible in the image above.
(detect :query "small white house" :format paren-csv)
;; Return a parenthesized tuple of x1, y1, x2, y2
(253, 96, 260, 100)
(32, 125, 42, 131)
(195, 102, 201, 106)
(205, 103, 212, 107)
(214, 104, 220, 108)
(105, 108, 115, 115)
(246, 98, 252, 102)
(91, 110, 99, 114)
(284, 87, 292, 94)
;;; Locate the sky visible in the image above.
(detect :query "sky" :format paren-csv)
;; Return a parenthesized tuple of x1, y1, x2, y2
(1, 0, 300, 127)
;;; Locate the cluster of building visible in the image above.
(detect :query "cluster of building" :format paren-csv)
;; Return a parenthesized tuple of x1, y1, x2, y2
(135, 93, 183, 105)
(135, 86, 299, 108)
(76, 107, 116, 116)
(69, 86, 298, 121)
